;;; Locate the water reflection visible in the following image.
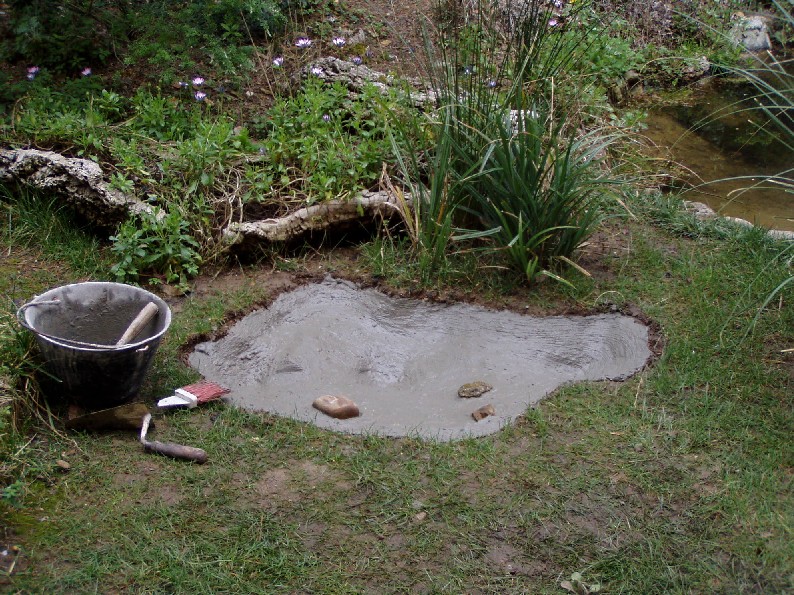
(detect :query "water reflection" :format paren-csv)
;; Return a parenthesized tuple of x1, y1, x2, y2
(644, 80, 793, 231)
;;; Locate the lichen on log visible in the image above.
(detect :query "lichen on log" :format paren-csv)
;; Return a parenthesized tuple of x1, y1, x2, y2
(0, 148, 153, 228)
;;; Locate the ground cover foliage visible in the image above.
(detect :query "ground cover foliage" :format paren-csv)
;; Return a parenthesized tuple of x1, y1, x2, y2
(0, 0, 792, 591)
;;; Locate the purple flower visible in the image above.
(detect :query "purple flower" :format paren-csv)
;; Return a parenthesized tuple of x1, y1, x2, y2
(463, 66, 473, 76)
(26, 66, 39, 80)
(310, 66, 323, 76)
(178, 81, 189, 88)
(295, 37, 312, 49)
(322, 114, 331, 122)
(192, 76, 205, 86)
(487, 80, 497, 88)
(195, 91, 207, 101)
(272, 56, 284, 67)
(553, 0, 564, 8)
(548, 18, 559, 27)
(332, 37, 346, 47)
(81, 67, 92, 77)
(351, 56, 362, 65)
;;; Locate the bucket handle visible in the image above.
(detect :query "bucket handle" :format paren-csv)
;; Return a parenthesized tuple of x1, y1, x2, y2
(16, 299, 133, 350)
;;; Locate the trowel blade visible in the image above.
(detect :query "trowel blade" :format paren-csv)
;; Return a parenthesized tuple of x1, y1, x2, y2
(66, 402, 151, 432)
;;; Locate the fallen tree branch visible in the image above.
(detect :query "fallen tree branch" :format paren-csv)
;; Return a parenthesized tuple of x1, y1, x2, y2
(223, 190, 412, 248)
(0, 148, 154, 228)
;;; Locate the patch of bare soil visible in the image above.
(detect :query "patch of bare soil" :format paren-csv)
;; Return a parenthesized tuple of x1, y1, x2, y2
(484, 542, 548, 577)
(343, 0, 435, 74)
(228, 457, 356, 511)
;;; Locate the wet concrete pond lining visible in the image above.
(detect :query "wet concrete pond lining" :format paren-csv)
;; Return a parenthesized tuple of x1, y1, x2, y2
(189, 278, 652, 441)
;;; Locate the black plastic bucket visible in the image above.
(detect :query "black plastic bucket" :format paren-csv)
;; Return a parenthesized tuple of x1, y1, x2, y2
(17, 282, 171, 410)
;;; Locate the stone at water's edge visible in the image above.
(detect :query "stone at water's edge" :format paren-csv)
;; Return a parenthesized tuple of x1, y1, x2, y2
(685, 202, 794, 240)
(730, 13, 771, 52)
(189, 278, 653, 441)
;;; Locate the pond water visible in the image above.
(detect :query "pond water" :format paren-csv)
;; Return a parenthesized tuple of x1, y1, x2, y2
(644, 79, 793, 231)
(189, 277, 652, 441)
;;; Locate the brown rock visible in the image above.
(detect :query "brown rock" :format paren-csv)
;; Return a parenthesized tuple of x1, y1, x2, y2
(472, 404, 495, 422)
(312, 395, 360, 420)
(458, 381, 493, 398)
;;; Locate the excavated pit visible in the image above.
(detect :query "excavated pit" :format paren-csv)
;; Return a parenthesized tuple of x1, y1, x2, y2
(189, 278, 653, 441)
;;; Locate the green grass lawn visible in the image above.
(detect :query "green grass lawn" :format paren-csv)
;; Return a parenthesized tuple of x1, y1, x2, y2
(1, 194, 791, 593)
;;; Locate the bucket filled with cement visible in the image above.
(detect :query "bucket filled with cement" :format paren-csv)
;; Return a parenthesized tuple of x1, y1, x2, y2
(17, 282, 171, 410)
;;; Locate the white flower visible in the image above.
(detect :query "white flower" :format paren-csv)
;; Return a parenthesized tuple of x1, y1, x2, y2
(310, 66, 323, 76)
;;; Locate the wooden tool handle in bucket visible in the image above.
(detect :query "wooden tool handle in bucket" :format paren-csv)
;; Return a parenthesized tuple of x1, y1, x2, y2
(116, 302, 159, 346)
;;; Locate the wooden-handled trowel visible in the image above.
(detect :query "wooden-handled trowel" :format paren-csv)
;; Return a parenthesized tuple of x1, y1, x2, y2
(140, 413, 208, 464)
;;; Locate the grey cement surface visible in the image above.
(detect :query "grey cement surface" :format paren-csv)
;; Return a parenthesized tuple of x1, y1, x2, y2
(189, 277, 652, 441)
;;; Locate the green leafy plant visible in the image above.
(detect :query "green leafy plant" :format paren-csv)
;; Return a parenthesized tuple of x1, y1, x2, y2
(1, 0, 116, 70)
(391, 0, 616, 284)
(110, 208, 202, 289)
(1, 479, 24, 508)
(458, 104, 612, 285)
(255, 79, 406, 207)
(124, 0, 288, 79)
(384, 106, 463, 281)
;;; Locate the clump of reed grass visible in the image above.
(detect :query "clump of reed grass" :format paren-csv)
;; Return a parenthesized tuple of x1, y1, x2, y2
(388, 0, 619, 284)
